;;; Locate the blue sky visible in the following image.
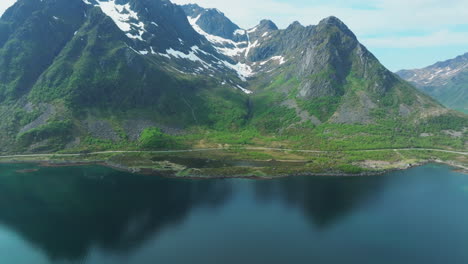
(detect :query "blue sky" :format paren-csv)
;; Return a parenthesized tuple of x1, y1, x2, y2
(1, 0, 467, 71)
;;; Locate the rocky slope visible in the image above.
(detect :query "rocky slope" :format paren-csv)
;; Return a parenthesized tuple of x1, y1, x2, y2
(397, 53, 468, 113)
(0, 0, 465, 153)
(0, 0, 253, 152)
(183, 4, 449, 126)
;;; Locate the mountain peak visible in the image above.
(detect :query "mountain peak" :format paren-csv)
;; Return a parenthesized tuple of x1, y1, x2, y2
(287, 21, 303, 29)
(319, 16, 345, 25)
(180, 3, 241, 40)
(258, 19, 278, 31)
(316, 16, 356, 39)
(181, 3, 204, 15)
(182, 3, 223, 14)
(204, 7, 225, 16)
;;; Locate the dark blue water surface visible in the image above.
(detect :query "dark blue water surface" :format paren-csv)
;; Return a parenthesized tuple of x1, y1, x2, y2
(0, 163, 467, 264)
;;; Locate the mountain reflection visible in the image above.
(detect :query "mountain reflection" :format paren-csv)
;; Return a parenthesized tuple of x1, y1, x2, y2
(0, 165, 232, 261)
(253, 176, 386, 228)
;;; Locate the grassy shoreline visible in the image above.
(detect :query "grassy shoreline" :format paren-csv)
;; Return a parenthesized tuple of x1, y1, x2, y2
(1, 148, 466, 179)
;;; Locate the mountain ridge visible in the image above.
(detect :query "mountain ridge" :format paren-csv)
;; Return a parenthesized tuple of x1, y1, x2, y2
(397, 53, 468, 113)
(0, 0, 465, 154)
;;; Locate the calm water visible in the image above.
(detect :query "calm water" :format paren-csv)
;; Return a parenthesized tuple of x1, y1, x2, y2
(0, 164, 467, 264)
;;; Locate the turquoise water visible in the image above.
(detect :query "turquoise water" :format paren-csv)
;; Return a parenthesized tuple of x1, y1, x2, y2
(0, 163, 467, 264)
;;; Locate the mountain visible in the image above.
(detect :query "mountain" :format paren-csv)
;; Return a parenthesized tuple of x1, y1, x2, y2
(0, 0, 465, 154)
(0, 0, 252, 152)
(183, 5, 453, 125)
(397, 53, 468, 113)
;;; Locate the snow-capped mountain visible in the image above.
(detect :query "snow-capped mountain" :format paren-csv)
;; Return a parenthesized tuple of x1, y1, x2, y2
(181, 4, 291, 77)
(0, 0, 460, 153)
(398, 53, 468, 87)
(397, 53, 468, 113)
(80, 0, 254, 92)
(182, 4, 247, 42)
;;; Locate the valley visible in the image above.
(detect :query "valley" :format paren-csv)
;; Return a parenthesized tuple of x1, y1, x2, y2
(0, 1, 468, 263)
(0, 0, 466, 177)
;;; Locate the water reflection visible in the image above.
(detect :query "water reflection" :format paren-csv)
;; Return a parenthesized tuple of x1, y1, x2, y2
(0, 165, 232, 261)
(253, 176, 386, 228)
(0, 164, 467, 264)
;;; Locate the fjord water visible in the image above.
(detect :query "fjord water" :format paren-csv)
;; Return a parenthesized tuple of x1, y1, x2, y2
(0, 164, 467, 264)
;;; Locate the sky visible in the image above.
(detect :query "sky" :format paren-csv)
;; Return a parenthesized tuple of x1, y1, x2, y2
(0, 0, 15, 17)
(1, 0, 468, 71)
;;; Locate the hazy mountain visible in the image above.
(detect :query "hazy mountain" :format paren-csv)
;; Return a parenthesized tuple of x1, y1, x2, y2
(397, 53, 468, 113)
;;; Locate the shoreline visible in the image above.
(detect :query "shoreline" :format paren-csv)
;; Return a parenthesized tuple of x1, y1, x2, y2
(2, 155, 466, 179)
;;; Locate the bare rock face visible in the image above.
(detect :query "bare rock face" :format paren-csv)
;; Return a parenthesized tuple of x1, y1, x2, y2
(85, 120, 120, 142)
(19, 104, 56, 134)
(330, 91, 377, 124)
(123, 119, 158, 141)
(295, 17, 361, 99)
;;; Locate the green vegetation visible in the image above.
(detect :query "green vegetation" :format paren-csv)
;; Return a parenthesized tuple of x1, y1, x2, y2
(16, 121, 72, 151)
(0, 147, 465, 178)
(139, 127, 179, 150)
(0, 0, 466, 179)
(420, 114, 468, 132)
(251, 92, 299, 133)
(297, 96, 341, 122)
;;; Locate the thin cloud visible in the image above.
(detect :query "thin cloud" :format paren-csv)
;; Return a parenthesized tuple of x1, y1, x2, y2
(362, 30, 468, 48)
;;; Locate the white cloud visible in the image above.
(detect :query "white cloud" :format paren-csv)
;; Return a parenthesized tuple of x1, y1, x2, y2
(0, 0, 17, 17)
(362, 30, 468, 48)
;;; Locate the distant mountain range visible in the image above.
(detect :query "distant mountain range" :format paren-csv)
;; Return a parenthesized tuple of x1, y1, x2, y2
(397, 53, 468, 113)
(0, 0, 465, 153)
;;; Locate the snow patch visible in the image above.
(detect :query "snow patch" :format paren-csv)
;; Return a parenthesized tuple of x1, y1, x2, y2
(247, 26, 258, 33)
(245, 40, 259, 57)
(163, 46, 214, 69)
(259, 56, 286, 66)
(236, 85, 253, 94)
(187, 15, 250, 57)
(158, 53, 171, 59)
(234, 29, 246, 35)
(126, 44, 140, 55)
(188, 15, 233, 45)
(96, 0, 146, 41)
(216, 45, 247, 57)
(221, 61, 254, 81)
(273, 56, 286, 65)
